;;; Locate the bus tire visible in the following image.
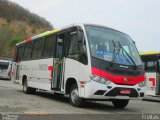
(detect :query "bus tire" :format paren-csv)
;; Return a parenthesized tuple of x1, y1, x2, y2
(112, 99, 129, 108)
(69, 84, 85, 107)
(23, 79, 36, 94)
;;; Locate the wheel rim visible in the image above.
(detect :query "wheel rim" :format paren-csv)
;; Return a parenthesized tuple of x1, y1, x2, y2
(71, 89, 79, 103)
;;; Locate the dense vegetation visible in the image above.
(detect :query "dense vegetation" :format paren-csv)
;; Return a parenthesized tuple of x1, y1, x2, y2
(0, 0, 53, 58)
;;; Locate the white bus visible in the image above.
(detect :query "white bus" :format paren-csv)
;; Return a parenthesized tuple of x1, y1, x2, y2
(0, 59, 12, 80)
(141, 52, 160, 96)
(12, 24, 146, 108)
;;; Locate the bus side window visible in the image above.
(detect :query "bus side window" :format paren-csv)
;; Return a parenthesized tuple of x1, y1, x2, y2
(42, 35, 56, 58)
(142, 61, 145, 70)
(23, 42, 33, 60)
(16, 45, 24, 62)
(67, 27, 88, 65)
(32, 38, 43, 59)
(15, 46, 20, 62)
(145, 61, 157, 72)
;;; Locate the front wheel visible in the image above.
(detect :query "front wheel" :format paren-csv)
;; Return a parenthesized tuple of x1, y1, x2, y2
(69, 84, 85, 107)
(112, 99, 129, 108)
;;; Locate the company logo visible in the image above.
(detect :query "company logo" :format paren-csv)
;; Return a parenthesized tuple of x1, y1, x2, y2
(124, 77, 129, 82)
(119, 65, 129, 68)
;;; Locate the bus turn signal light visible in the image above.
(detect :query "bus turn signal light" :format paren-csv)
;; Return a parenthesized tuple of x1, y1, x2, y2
(80, 81, 85, 88)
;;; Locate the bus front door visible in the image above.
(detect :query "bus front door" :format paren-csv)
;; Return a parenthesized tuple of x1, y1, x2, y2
(52, 34, 64, 91)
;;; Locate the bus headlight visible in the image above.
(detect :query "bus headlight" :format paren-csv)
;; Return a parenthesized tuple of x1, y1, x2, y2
(138, 80, 146, 87)
(90, 75, 111, 85)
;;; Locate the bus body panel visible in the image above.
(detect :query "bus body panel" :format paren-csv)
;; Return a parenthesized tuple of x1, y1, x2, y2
(145, 73, 157, 96)
(64, 58, 91, 97)
(18, 58, 53, 90)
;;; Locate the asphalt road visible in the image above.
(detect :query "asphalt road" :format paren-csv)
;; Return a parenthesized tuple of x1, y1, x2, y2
(0, 79, 160, 120)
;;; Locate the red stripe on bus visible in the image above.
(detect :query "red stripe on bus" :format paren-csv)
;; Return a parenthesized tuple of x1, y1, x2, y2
(149, 78, 155, 87)
(92, 67, 146, 85)
(24, 38, 32, 43)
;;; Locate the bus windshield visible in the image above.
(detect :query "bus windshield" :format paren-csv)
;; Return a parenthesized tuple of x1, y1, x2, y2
(85, 25, 142, 66)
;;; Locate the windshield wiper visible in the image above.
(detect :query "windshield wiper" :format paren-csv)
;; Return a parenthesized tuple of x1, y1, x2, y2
(110, 40, 117, 66)
(118, 41, 137, 69)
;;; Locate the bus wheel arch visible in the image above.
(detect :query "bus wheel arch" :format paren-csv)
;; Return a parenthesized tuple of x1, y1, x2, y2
(65, 78, 85, 107)
(22, 75, 36, 94)
(65, 78, 77, 95)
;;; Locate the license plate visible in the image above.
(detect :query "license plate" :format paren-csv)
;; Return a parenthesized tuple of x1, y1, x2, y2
(120, 89, 131, 94)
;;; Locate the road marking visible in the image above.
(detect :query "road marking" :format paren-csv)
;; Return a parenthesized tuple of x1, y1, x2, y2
(24, 112, 49, 115)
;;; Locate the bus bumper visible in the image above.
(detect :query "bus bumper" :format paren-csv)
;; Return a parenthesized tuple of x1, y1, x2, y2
(80, 80, 145, 100)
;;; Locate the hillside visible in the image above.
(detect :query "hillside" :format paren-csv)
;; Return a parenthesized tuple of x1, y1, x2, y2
(0, 0, 53, 58)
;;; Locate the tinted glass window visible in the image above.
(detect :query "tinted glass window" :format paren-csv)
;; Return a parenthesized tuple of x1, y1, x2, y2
(145, 61, 157, 72)
(16, 45, 24, 62)
(142, 62, 145, 69)
(85, 25, 142, 66)
(68, 34, 78, 55)
(67, 28, 88, 64)
(43, 35, 56, 58)
(23, 42, 33, 60)
(32, 39, 43, 59)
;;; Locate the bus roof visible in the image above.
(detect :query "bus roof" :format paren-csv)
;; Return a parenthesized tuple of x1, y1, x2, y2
(16, 23, 130, 46)
(140, 51, 160, 56)
(60, 23, 128, 36)
(140, 51, 160, 61)
(16, 29, 60, 46)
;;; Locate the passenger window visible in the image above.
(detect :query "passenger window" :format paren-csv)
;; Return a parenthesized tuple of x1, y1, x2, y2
(142, 62, 145, 69)
(23, 42, 33, 60)
(43, 35, 56, 58)
(145, 61, 157, 72)
(32, 39, 43, 59)
(16, 45, 24, 62)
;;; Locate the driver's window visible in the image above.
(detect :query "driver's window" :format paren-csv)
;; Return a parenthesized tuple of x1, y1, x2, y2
(68, 34, 78, 55)
(67, 27, 88, 64)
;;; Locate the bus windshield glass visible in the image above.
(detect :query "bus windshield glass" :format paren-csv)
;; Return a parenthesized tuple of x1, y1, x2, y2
(85, 25, 142, 66)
